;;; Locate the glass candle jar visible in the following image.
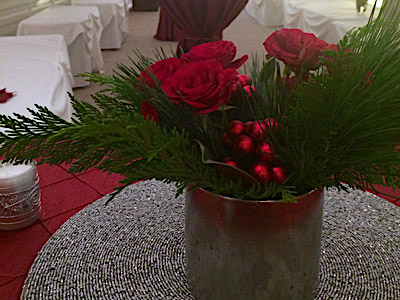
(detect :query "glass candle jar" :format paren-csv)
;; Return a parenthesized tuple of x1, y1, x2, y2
(0, 162, 40, 231)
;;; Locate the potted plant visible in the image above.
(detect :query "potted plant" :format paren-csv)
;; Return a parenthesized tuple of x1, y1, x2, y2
(0, 1, 399, 298)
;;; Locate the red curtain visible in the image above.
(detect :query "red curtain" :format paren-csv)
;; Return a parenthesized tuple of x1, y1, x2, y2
(154, 8, 183, 41)
(157, 0, 248, 53)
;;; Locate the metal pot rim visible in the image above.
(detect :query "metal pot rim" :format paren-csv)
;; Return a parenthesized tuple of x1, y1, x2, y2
(188, 185, 323, 204)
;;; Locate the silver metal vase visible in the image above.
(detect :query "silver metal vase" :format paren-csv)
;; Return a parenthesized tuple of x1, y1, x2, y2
(185, 187, 324, 300)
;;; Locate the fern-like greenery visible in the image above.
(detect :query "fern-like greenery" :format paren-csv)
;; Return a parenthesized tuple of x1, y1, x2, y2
(0, 0, 399, 201)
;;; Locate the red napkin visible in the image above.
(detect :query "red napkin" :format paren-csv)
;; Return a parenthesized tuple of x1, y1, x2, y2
(0, 88, 14, 103)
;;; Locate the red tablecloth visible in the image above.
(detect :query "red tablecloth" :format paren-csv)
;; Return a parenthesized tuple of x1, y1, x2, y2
(154, 8, 183, 41)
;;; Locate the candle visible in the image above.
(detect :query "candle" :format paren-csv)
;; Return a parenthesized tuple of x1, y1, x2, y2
(0, 162, 32, 179)
(0, 161, 41, 231)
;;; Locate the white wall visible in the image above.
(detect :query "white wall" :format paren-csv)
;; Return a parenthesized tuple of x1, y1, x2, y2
(0, 0, 71, 36)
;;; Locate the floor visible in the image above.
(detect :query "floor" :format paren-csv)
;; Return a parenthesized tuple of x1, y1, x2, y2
(1, 7, 400, 300)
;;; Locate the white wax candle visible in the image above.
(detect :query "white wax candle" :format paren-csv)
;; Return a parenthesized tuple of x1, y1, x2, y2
(0, 163, 32, 179)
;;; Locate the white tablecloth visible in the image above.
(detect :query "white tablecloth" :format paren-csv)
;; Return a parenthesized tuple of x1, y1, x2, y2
(0, 35, 74, 88)
(17, 6, 104, 87)
(246, 0, 284, 27)
(125, 0, 132, 10)
(283, 0, 379, 44)
(72, 0, 129, 49)
(0, 55, 73, 121)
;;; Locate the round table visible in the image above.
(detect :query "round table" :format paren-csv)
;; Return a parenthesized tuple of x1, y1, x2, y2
(21, 180, 400, 299)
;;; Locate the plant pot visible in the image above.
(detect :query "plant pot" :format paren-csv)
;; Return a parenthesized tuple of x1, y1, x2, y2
(185, 187, 324, 300)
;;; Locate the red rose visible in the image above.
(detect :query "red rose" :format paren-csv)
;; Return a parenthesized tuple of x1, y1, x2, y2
(141, 101, 159, 123)
(161, 61, 239, 114)
(138, 57, 183, 88)
(181, 41, 248, 69)
(263, 29, 330, 71)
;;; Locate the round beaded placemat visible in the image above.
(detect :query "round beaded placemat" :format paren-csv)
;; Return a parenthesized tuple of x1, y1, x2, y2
(21, 180, 400, 299)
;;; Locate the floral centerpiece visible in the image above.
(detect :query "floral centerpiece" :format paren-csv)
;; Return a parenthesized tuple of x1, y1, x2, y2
(0, 1, 399, 298)
(1, 8, 399, 202)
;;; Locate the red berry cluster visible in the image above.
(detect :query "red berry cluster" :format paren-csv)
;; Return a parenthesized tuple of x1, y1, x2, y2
(221, 119, 287, 184)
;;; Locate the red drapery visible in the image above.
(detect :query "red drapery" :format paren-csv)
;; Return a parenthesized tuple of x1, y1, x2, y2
(157, 0, 248, 53)
(154, 8, 183, 41)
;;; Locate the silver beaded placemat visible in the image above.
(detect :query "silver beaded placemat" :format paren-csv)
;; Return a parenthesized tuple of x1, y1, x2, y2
(21, 180, 400, 299)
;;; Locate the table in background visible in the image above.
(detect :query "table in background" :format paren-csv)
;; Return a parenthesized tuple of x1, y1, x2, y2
(17, 6, 104, 88)
(283, 0, 378, 44)
(72, 0, 129, 49)
(0, 36, 73, 121)
(125, 0, 133, 10)
(246, 0, 284, 26)
(0, 35, 74, 90)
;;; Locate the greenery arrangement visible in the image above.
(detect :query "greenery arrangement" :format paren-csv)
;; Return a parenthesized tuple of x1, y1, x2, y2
(0, 1, 399, 202)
